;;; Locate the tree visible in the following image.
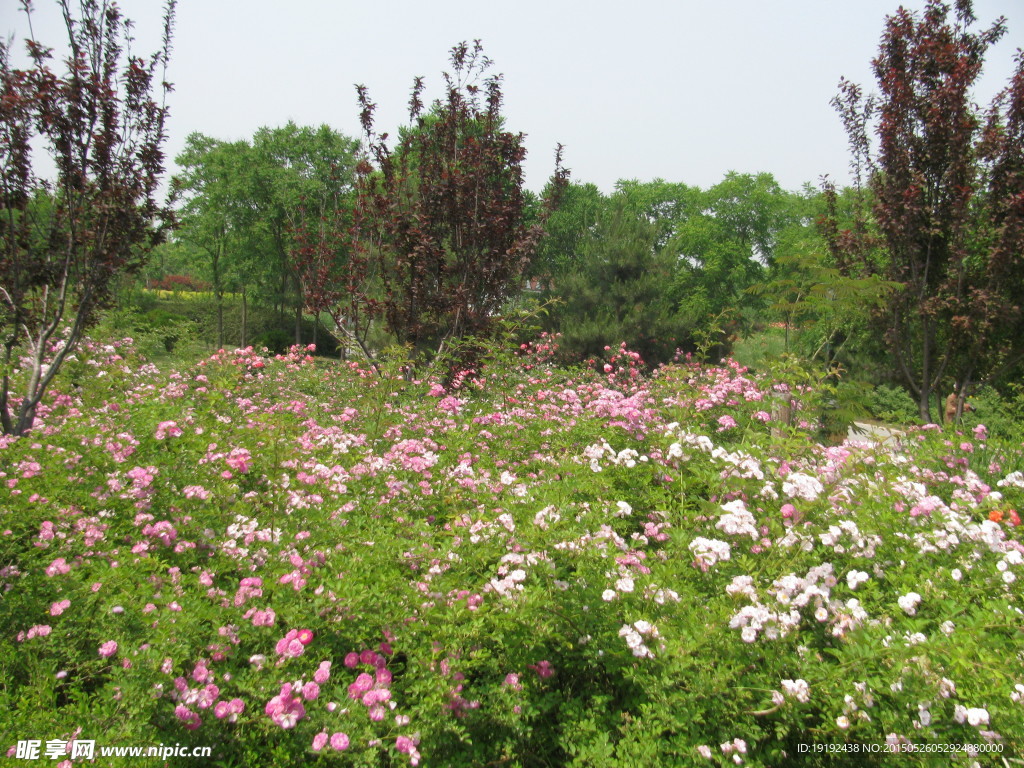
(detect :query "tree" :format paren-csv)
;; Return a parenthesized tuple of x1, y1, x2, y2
(529, 181, 606, 279)
(173, 134, 252, 347)
(546, 199, 693, 366)
(352, 41, 567, 369)
(0, 0, 176, 436)
(250, 123, 359, 344)
(824, 0, 1024, 423)
(172, 124, 360, 348)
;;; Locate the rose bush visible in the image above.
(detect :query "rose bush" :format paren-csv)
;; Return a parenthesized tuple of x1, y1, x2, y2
(0, 338, 1021, 766)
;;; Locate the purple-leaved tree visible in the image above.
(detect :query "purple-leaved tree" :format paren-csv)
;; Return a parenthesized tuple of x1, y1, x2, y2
(0, 0, 176, 435)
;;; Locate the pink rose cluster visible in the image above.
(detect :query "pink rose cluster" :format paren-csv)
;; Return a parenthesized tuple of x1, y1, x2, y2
(347, 669, 392, 721)
(98, 640, 118, 658)
(213, 697, 245, 722)
(224, 447, 251, 474)
(264, 683, 305, 729)
(154, 420, 183, 440)
(17, 625, 52, 642)
(395, 734, 422, 765)
(274, 628, 314, 659)
(311, 731, 350, 753)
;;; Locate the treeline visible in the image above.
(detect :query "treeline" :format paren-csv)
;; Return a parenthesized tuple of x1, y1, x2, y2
(151, 129, 884, 376)
(152, 130, 825, 357)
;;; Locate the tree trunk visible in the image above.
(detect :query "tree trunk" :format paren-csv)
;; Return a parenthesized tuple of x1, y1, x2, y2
(216, 291, 224, 349)
(241, 287, 247, 348)
(918, 386, 932, 424)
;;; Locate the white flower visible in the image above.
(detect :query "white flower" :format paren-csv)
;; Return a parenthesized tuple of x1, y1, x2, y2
(951, 568, 962, 581)
(615, 577, 635, 593)
(836, 715, 851, 729)
(782, 472, 825, 501)
(689, 537, 732, 570)
(697, 745, 713, 759)
(997, 471, 1024, 488)
(898, 592, 922, 615)
(781, 678, 811, 703)
(939, 678, 956, 698)
(602, 589, 616, 602)
(846, 570, 870, 590)
(966, 707, 989, 727)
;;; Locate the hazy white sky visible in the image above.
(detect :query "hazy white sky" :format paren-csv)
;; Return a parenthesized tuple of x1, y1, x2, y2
(4, 0, 1022, 194)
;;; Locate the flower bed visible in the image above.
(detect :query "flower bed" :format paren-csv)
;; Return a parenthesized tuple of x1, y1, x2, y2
(1, 341, 1021, 766)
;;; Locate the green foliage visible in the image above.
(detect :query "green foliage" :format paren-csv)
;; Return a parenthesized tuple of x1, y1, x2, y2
(868, 385, 920, 426)
(958, 385, 1024, 443)
(731, 328, 787, 373)
(545, 199, 695, 366)
(172, 123, 360, 347)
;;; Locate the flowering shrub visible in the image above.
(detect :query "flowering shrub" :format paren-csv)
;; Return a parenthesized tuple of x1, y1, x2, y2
(0, 341, 1022, 766)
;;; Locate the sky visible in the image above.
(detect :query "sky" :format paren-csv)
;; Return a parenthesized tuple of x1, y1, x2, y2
(4, 0, 1022, 195)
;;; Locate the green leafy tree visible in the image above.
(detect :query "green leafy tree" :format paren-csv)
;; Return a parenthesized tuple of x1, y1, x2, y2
(173, 134, 252, 347)
(547, 200, 692, 366)
(529, 181, 606, 279)
(613, 179, 701, 249)
(172, 124, 360, 348)
(250, 123, 359, 343)
(668, 173, 799, 339)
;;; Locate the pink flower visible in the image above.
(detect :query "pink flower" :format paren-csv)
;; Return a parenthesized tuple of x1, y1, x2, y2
(174, 705, 201, 730)
(26, 624, 51, 639)
(528, 660, 555, 679)
(312, 732, 328, 751)
(225, 448, 251, 473)
(155, 421, 183, 439)
(313, 661, 331, 684)
(50, 599, 71, 616)
(98, 640, 118, 658)
(330, 733, 350, 751)
(344, 651, 359, 668)
(274, 629, 308, 658)
(296, 628, 314, 645)
(348, 673, 374, 699)
(45, 557, 71, 577)
(215, 697, 245, 721)
(265, 684, 305, 729)
(302, 681, 320, 700)
(249, 608, 276, 627)
(717, 415, 738, 430)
